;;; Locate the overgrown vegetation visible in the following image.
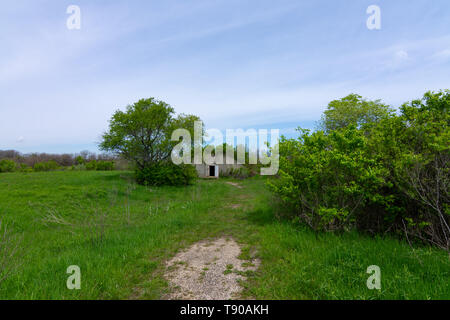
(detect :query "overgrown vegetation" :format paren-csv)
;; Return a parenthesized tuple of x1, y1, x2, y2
(33, 160, 60, 172)
(269, 90, 449, 252)
(100, 98, 200, 186)
(135, 163, 197, 186)
(0, 171, 448, 299)
(0, 150, 123, 173)
(1, 92, 448, 300)
(217, 143, 262, 179)
(0, 159, 16, 173)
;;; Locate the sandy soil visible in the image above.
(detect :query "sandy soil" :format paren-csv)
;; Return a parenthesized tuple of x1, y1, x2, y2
(164, 237, 259, 300)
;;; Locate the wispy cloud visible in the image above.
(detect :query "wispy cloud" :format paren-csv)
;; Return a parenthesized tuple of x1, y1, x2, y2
(431, 49, 450, 61)
(1, 1, 450, 153)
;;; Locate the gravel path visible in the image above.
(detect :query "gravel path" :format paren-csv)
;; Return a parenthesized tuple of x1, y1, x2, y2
(164, 237, 259, 300)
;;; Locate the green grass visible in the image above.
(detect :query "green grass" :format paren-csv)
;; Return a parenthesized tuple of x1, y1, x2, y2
(0, 171, 448, 299)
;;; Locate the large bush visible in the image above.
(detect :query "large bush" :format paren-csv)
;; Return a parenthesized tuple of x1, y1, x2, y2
(0, 159, 17, 173)
(270, 90, 449, 251)
(85, 160, 97, 171)
(85, 160, 115, 171)
(368, 90, 450, 250)
(33, 161, 60, 172)
(135, 163, 197, 186)
(268, 126, 388, 232)
(96, 161, 115, 171)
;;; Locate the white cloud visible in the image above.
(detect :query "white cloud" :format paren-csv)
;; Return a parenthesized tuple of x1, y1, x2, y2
(395, 50, 409, 60)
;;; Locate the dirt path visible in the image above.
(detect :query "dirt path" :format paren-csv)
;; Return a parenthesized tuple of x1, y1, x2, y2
(226, 181, 243, 189)
(164, 237, 259, 300)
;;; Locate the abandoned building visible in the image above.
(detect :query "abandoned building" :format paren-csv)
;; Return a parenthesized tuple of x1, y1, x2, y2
(195, 153, 243, 178)
(195, 162, 243, 178)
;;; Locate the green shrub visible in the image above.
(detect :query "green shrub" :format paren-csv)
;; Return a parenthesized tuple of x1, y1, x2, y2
(85, 160, 97, 171)
(269, 90, 449, 251)
(84, 160, 114, 171)
(18, 163, 32, 173)
(135, 163, 197, 186)
(75, 156, 85, 165)
(268, 126, 388, 232)
(367, 90, 450, 250)
(33, 161, 60, 172)
(0, 159, 17, 173)
(96, 161, 115, 171)
(71, 164, 86, 171)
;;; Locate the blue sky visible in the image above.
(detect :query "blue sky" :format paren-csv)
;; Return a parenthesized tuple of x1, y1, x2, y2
(1, 0, 450, 153)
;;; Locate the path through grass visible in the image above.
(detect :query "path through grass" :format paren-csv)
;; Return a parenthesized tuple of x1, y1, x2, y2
(0, 171, 448, 299)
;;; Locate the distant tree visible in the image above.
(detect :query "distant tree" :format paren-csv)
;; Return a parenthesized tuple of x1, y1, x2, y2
(75, 156, 85, 165)
(320, 94, 393, 132)
(0, 150, 21, 160)
(79, 150, 89, 160)
(60, 154, 74, 166)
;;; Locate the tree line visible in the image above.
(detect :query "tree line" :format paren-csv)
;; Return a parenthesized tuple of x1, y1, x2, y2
(0, 150, 126, 172)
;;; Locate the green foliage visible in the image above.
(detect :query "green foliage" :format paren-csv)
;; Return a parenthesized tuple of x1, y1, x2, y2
(223, 166, 253, 179)
(268, 126, 388, 231)
(367, 90, 450, 249)
(84, 160, 115, 171)
(96, 161, 115, 171)
(135, 163, 197, 186)
(33, 161, 60, 172)
(75, 156, 85, 165)
(85, 160, 97, 171)
(320, 94, 393, 132)
(100, 98, 201, 186)
(0, 171, 448, 299)
(71, 164, 87, 171)
(271, 90, 449, 251)
(100, 98, 175, 168)
(17, 163, 32, 173)
(0, 159, 17, 173)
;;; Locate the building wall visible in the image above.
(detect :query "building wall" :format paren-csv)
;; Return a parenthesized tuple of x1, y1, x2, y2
(195, 153, 244, 178)
(195, 163, 243, 178)
(195, 164, 213, 178)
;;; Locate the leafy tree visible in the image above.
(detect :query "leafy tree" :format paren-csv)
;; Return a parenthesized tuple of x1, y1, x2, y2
(75, 156, 85, 165)
(100, 98, 201, 185)
(320, 94, 393, 132)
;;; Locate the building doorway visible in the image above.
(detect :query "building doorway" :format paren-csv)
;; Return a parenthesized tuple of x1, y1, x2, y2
(209, 165, 215, 177)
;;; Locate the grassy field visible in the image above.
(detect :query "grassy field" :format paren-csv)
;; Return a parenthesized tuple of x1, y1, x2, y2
(0, 171, 448, 299)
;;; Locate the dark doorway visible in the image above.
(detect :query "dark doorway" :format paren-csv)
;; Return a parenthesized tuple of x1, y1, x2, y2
(209, 166, 215, 177)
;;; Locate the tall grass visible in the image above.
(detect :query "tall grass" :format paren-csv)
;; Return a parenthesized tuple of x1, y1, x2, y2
(0, 171, 448, 299)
